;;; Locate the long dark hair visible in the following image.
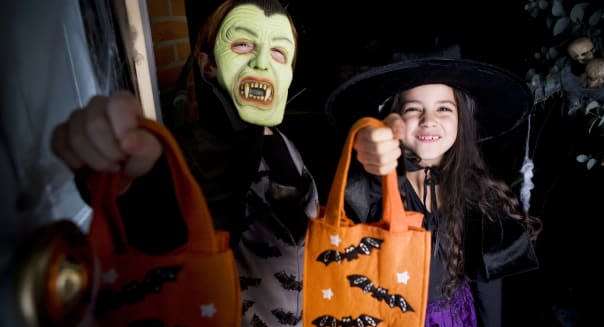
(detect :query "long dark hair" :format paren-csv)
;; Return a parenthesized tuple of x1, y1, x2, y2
(396, 87, 541, 297)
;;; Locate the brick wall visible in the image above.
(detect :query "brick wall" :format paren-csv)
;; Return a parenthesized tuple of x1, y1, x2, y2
(146, 0, 191, 91)
(146, 0, 198, 126)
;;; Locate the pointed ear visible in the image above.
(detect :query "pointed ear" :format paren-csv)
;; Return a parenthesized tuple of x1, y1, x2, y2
(197, 52, 217, 79)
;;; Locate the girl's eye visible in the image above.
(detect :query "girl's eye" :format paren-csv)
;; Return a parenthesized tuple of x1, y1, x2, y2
(271, 48, 287, 64)
(402, 106, 421, 114)
(438, 106, 453, 112)
(232, 41, 254, 54)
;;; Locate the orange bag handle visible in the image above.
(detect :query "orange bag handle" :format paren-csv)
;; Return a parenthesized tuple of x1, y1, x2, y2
(325, 117, 422, 232)
(89, 117, 218, 253)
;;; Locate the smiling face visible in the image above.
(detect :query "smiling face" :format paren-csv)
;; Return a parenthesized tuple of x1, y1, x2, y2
(393, 84, 459, 166)
(213, 4, 296, 126)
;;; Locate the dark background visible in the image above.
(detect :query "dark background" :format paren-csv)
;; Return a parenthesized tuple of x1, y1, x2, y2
(184, 1, 603, 326)
(184, 0, 549, 202)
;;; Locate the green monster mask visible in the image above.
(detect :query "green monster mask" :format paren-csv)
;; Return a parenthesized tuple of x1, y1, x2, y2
(214, 4, 296, 126)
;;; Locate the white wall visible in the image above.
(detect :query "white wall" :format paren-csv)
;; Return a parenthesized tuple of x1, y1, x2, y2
(0, 1, 105, 325)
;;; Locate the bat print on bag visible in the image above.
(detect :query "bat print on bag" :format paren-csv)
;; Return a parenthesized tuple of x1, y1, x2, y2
(311, 314, 382, 327)
(347, 274, 414, 313)
(316, 237, 384, 265)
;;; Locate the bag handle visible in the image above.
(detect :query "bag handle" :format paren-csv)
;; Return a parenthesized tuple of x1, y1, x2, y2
(325, 117, 423, 232)
(89, 117, 218, 253)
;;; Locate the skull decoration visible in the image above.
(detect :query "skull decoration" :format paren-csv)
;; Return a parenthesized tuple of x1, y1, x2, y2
(586, 58, 604, 88)
(567, 37, 595, 64)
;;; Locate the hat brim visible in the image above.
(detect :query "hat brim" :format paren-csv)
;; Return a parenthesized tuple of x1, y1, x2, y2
(325, 58, 533, 142)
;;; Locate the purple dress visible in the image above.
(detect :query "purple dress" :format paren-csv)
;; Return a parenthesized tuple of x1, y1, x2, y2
(425, 282, 477, 327)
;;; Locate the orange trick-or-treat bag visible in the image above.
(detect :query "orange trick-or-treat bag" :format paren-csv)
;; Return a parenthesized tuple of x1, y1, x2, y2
(303, 117, 431, 326)
(87, 118, 241, 326)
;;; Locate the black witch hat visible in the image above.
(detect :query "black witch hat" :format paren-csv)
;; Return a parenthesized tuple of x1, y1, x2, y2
(325, 45, 533, 142)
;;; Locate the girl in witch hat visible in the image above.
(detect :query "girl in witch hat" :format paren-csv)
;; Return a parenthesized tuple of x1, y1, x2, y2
(326, 47, 542, 327)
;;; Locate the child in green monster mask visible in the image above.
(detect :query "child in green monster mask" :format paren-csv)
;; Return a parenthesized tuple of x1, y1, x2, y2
(51, 1, 317, 326)
(212, 1, 296, 125)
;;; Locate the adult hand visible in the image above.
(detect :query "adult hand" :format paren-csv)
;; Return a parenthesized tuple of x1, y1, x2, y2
(353, 113, 405, 176)
(51, 91, 162, 183)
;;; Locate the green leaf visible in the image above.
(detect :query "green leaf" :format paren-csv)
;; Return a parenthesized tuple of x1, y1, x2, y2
(589, 9, 603, 26)
(554, 56, 567, 68)
(546, 16, 554, 28)
(552, 0, 566, 17)
(577, 154, 589, 162)
(570, 3, 589, 23)
(544, 73, 561, 95)
(588, 117, 599, 133)
(587, 158, 597, 170)
(553, 17, 570, 35)
(586, 101, 600, 112)
(530, 73, 542, 86)
(571, 24, 582, 33)
(538, 0, 549, 10)
(599, 116, 604, 127)
(546, 47, 559, 60)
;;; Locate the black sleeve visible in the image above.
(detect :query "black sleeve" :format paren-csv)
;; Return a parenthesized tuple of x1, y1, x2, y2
(482, 213, 539, 280)
(173, 121, 263, 238)
(464, 206, 539, 281)
(470, 278, 502, 327)
(343, 160, 382, 223)
(117, 157, 187, 255)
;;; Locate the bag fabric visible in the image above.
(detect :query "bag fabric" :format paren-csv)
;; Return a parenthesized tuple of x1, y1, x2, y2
(87, 118, 241, 326)
(303, 117, 431, 327)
